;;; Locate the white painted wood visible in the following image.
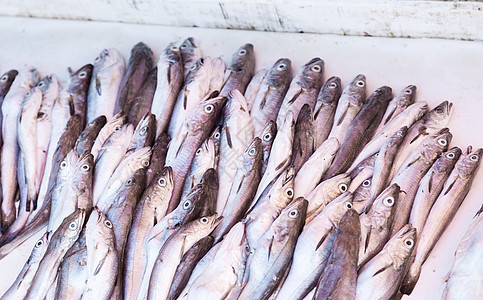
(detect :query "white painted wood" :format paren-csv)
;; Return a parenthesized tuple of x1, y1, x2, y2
(1, 0, 483, 41)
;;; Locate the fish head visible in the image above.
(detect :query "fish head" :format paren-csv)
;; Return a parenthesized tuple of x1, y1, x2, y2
(173, 184, 205, 226)
(386, 224, 416, 270)
(353, 176, 373, 203)
(36, 74, 53, 92)
(86, 208, 116, 244)
(131, 42, 154, 59)
(266, 58, 292, 86)
(338, 209, 361, 235)
(272, 166, 295, 204)
(57, 208, 86, 242)
(73, 151, 94, 190)
(320, 173, 351, 201)
(21, 87, 43, 112)
(242, 137, 263, 173)
(346, 74, 367, 106)
(28, 231, 51, 265)
(423, 128, 452, 160)
(230, 43, 255, 75)
(131, 147, 152, 170)
(318, 76, 342, 105)
(188, 95, 227, 135)
(324, 191, 354, 225)
(368, 183, 399, 229)
(200, 168, 219, 191)
(67, 63, 93, 94)
(456, 146, 483, 177)
(433, 147, 462, 174)
(296, 103, 314, 125)
(164, 42, 182, 63)
(388, 126, 408, 146)
(179, 37, 201, 59)
(396, 85, 417, 107)
(94, 48, 125, 70)
(428, 101, 453, 126)
(259, 120, 277, 148)
(0, 69, 18, 89)
(86, 115, 107, 132)
(275, 197, 308, 241)
(132, 113, 156, 147)
(298, 58, 325, 89)
(151, 166, 174, 207)
(210, 125, 222, 154)
(58, 149, 79, 180)
(197, 214, 223, 233)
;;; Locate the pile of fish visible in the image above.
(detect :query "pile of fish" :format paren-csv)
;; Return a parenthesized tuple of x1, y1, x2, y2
(0, 38, 480, 300)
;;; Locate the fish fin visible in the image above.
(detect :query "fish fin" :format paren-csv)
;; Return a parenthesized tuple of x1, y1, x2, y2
(175, 133, 188, 158)
(372, 264, 391, 277)
(275, 157, 289, 171)
(364, 228, 372, 253)
(315, 232, 329, 251)
(93, 251, 109, 276)
(427, 171, 434, 194)
(267, 236, 274, 261)
(406, 157, 420, 169)
(225, 126, 233, 148)
(236, 175, 246, 193)
(167, 64, 171, 85)
(444, 178, 457, 196)
(383, 107, 396, 126)
(183, 91, 188, 110)
(95, 76, 102, 95)
(336, 107, 348, 126)
(259, 90, 269, 110)
(288, 89, 303, 105)
(69, 95, 75, 116)
(180, 237, 186, 261)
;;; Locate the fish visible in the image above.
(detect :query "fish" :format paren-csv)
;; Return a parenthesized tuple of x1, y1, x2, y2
(305, 174, 352, 224)
(442, 205, 483, 300)
(198, 168, 219, 217)
(358, 184, 400, 268)
(409, 147, 461, 240)
(208, 56, 227, 92)
(400, 146, 482, 295)
(123, 166, 173, 300)
(276, 58, 325, 130)
(216, 90, 254, 214)
(35, 75, 62, 186)
(90, 112, 127, 160)
(147, 215, 222, 300)
(355, 224, 416, 300)
(313, 76, 342, 149)
(17, 87, 43, 212)
(293, 137, 339, 199)
(1, 67, 39, 228)
(219, 44, 256, 97)
(238, 198, 307, 300)
(349, 101, 428, 172)
(325, 86, 392, 179)
(74, 115, 107, 156)
(291, 104, 315, 173)
(127, 112, 156, 153)
(83, 209, 118, 300)
(179, 37, 202, 77)
(369, 126, 407, 201)
(128, 67, 157, 127)
(48, 149, 94, 233)
(146, 132, 170, 186)
(0, 69, 19, 149)
(151, 44, 184, 136)
(87, 48, 125, 123)
(327, 74, 366, 144)
(0, 115, 82, 254)
(96, 146, 151, 211)
(24, 209, 86, 300)
(250, 58, 292, 136)
(92, 123, 134, 206)
(251, 112, 295, 210)
(117, 42, 154, 114)
(389, 128, 452, 237)
(245, 167, 295, 250)
(390, 100, 453, 178)
(183, 222, 249, 300)
(258, 120, 277, 174)
(374, 85, 417, 136)
(165, 94, 226, 213)
(54, 229, 87, 300)
(313, 209, 360, 300)
(245, 68, 267, 111)
(276, 193, 353, 299)
(211, 137, 262, 242)
(349, 153, 377, 193)
(168, 57, 214, 138)
(351, 176, 373, 214)
(1, 231, 51, 300)
(168, 236, 215, 300)
(66, 64, 93, 127)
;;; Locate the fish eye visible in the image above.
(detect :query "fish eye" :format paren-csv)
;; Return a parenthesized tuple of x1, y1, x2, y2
(25, 91, 31, 97)
(104, 220, 112, 228)
(362, 179, 371, 187)
(114, 125, 121, 132)
(356, 80, 365, 87)
(329, 82, 337, 88)
(311, 65, 321, 73)
(158, 178, 167, 187)
(170, 46, 179, 51)
(277, 63, 286, 71)
(35, 239, 43, 247)
(288, 209, 299, 218)
(470, 155, 479, 162)
(239, 49, 247, 55)
(248, 147, 257, 156)
(60, 161, 68, 169)
(404, 238, 414, 248)
(200, 217, 208, 224)
(141, 160, 150, 167)
(435, 107, 444, 114)
(94, 56, 101, 62)
(180, 43, 187, 49)
(1, 75, 7, 82)
(263, 133, 271, 141)
(37, 81, 44, 87)
(345, 202, 353, 210)
(195, 148, 202, 155)
(438, 139, 447, 146)
(81, 164, 90, 171)
(245, 245, 251, 253)
(404, 89, 412, 95)
(126, 178, 133, 185)
(213, 132, 221, 139)
(140, 127, 147, 136)
(69, 222, 78, 230)
(446, 152, 455, 159)
(190, 64, 197, 70)
(183, 200, 193, 210)
(383, 196, 395, 207)
(285, 188, 294, 198)
(339, 183, 348, 192)
(204, 104, 215, 114)
(78, 71, 87, 78)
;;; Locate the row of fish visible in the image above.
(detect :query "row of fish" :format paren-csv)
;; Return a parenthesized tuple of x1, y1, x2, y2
(0, 37, 480, 300)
